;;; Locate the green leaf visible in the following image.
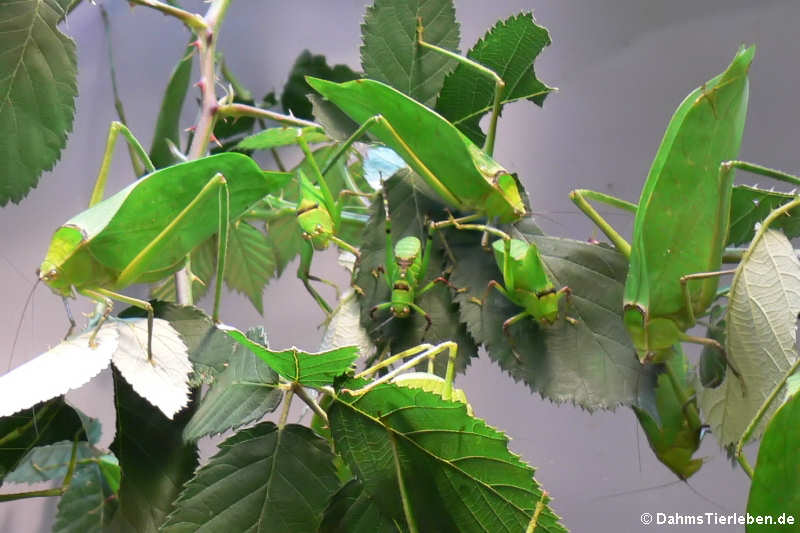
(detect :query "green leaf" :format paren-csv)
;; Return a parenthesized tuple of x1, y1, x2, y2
(320, 479, 404, 533)
(224, 327, 358, 388)
(0, 0, 77, 205)
(236, 126, 329, 151)
(110, 367, 197, 533)
(149, 41, 194, 169)
(746, 391, 800, 530)
(361, 0, 460, 107)
(448, 218, 657, 410)
(163, 422, 341, 533)
(183, 328, 282, 442)
(436, 12, 554, 145)
(700, 229, 800, 447)
(265, 210, 305, 276)
(224, 221, 276, 314)
(0, 397, 86, 484)
(728, 185, 800, 246)
(4, 441, 93, 484)
(282, 50, 359, 120)
(52, 462, 119, 533)
(354, 172, 478, 374)
(329, 382, 566, 532)
(633, 352, 704, 480)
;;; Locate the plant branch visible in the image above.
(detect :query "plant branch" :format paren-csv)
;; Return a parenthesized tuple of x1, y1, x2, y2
(216, 103, 322, 129)
(292, 384, 328, 425)
(127, 0, 207, 31)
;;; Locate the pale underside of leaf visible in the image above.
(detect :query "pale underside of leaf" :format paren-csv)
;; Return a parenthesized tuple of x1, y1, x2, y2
(111, 318, 192, 420)
(320, 290, 377, 359)
(0, 326, 117, 417)
(700, 229, 800, 447)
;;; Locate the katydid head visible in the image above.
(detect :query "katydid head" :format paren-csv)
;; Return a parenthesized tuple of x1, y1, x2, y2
(490, 171, 526, 222)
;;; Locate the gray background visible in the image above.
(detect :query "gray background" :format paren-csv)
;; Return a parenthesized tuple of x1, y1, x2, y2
(2, 0, 799, 531)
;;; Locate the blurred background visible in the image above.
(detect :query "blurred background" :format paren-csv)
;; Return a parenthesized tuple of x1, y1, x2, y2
(1, 0, 799, 530)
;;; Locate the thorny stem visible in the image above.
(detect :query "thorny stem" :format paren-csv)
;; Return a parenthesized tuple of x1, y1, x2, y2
(161, 0, 232, 306)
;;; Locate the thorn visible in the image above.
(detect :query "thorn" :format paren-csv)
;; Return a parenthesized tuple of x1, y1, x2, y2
(184, 125, 197, 133)
(189, 39, 202, 49)
(210, 134, 222, 148)
(194, 79, 206, 93)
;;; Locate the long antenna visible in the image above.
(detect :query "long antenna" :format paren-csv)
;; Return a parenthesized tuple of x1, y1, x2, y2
(8, 279, 41, 372)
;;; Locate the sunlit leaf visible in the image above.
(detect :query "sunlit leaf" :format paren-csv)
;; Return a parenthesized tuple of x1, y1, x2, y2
(0, 326, 117, 417)
(330, 381, 566, 532)
(236, 126, 329, 151)
(320, 290, 376, 360)
(111, 318, 191, 420)
(224, 326, 358, 388)
(149, 41, 194, 169)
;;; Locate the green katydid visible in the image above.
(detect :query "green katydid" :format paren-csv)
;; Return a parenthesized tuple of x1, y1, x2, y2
(304, 21, 528, 224)
(38, 122, 291, 358)
(292, 135, 371, 314)
(430, 215, 572, 352)
(369, 194, 457, 332)
(569, 45, 772, 367)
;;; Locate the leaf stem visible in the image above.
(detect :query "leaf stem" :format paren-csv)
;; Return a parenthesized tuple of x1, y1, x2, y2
(292, 384, 328, 426)
(390, 433, 419, 533)
(128, 0, 207, 32)
(277, 388, 294, 428)
(216, 103, 323, 129)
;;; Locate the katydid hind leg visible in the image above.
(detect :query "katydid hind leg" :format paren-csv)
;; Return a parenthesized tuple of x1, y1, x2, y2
(89, 288, 155, 362)
(415, 17, 505, 156)
(298, 242, 333, 315)
(212, 175, 230, 323)
(90, 121, 155, 207)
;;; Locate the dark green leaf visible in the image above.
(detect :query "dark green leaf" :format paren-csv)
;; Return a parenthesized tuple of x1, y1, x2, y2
(224, 328, 358, 387)
(361, 0, 459, 107)
(447, 218, 657, 410)
(282, 50, 359, 120)
(0, 397, 85, 484)
(633, 351, 704, 480)
(163, 422, 340, 533)
(0, 0, 77, 205)
(320, 478, 404, 533)
(309, 93, 359, 141)
(436, 12, 554, 145)
(236, 126, 329, 151)
(52, 462, 119, 533)
(224, 221, 276, 314)
(329, 382, 566, 532)
(110, 368, 197, 533)
(149, 42, 194, 169)
(699, 305, 727, 389)
(354, 172, 478, 374)
(4, 441, 93, 484)
(266, 210, 305, 276)
(183, 327, 282, 441)
(746, 391, 800, 531)
(728, 185, 800, 246)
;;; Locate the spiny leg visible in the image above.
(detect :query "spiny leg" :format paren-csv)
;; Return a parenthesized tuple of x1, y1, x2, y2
(568, 189, 635, 257)
(298, 241, 334, 315)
